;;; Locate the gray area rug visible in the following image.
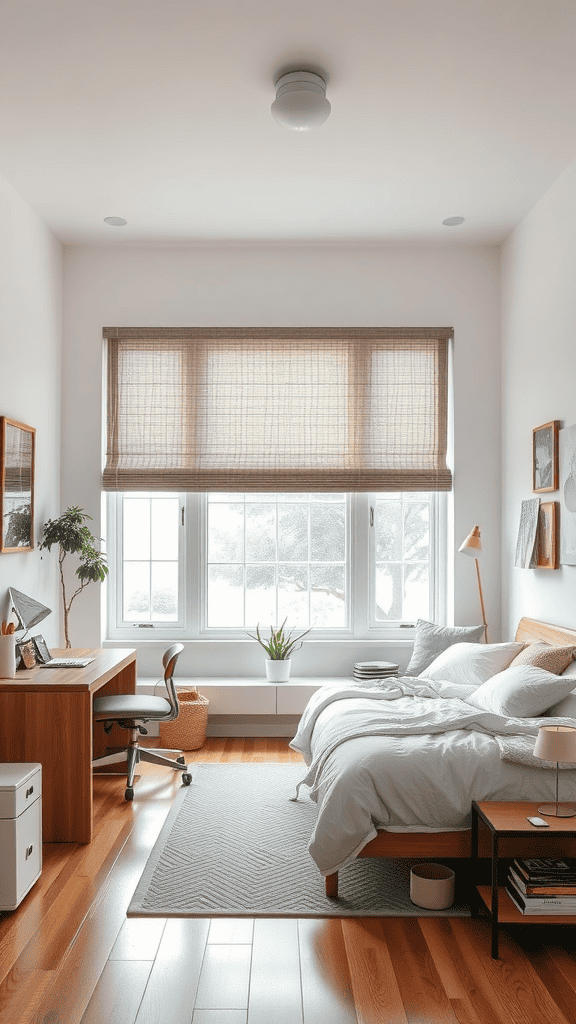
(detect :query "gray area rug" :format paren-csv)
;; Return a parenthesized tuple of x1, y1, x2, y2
(128, 762, 470, 918)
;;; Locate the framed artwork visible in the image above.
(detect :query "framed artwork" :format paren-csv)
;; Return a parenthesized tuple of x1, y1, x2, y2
(31, 635, 52, 664)
(16, 639, 37, 669)
(0, 417, 35, 552)
(560, 423, 576, 564)
(536, 501, 559, 569)
(533, 420, 559, 493)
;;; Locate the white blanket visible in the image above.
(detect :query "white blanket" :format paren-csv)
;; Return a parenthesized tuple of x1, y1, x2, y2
(289, 679, 576, 875)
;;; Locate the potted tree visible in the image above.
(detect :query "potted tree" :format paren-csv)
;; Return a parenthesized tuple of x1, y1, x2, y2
(39, 506, 108, 648)
(246, 619, 311, 681)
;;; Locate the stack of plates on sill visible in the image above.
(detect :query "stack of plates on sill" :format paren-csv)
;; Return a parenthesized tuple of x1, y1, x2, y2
(353, 660, 399, 682)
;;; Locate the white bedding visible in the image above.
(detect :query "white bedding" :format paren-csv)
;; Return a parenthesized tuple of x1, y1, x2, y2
(289, 678, 576, 876)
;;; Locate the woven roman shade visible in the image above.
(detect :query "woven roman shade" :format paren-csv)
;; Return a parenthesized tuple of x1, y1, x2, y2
(103, 327, 453, 492)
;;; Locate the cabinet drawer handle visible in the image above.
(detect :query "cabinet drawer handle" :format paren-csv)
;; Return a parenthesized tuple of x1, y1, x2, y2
(25, 786, 34, 798)
(25, 844, 34, 859)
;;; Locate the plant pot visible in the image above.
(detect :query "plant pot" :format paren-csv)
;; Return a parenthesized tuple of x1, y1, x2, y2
(265, 659, 291, 682)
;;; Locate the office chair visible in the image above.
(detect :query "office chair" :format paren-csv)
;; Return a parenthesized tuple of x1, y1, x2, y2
(92, 643, 192, 801)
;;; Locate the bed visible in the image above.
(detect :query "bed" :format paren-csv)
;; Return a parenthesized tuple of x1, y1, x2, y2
(289, 618, 576, 898)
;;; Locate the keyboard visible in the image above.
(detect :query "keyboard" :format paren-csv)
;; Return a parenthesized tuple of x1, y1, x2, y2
(42, 658, 94, 668)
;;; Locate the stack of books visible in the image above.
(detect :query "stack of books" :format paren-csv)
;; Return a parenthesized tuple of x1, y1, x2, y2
(506, 858, 576, 915)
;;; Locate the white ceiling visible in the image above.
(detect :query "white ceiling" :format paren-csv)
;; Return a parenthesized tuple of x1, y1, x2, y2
(1, 0, 576, 245)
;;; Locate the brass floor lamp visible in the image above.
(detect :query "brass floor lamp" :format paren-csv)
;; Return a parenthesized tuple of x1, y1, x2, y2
(458, 525, 488, 642)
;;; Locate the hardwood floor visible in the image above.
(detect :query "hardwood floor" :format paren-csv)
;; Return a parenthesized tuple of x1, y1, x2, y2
(1, 738, 576, 1023)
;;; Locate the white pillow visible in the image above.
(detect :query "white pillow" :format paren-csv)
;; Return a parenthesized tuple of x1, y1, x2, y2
(467, 664, 576, 718)
(420, 641, 524, 688)
(546, 661, 576, 716)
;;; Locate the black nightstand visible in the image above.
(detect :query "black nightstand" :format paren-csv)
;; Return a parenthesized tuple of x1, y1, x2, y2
(472, 800, 576, 959)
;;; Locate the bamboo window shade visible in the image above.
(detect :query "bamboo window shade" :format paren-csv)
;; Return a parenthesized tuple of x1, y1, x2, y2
(103, 327, 453, 492)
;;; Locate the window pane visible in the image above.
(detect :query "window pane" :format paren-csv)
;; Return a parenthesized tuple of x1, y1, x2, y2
(404, 563, 429, 620)
(151, 498, 179, 560)
(310, 564, 345, 627)
(151, 562, 178, 620)
(278, 564, 309, 625)
(208, 503, 244, 562)
(375, 501, 401, 560)
(207, 564, 244, 626)
(124, 498, 150, 560)
(124, 562, 150, 621)
(246, 503, 276, 562)
(310, 502, 345, 561)
(278, 504, 308, 561)
(246, 564, 276, 624)
(404, 502, 429, 561)
(375, 563, 402, 621)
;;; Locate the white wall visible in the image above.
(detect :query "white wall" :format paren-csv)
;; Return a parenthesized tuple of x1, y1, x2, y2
(0, 173, 62, 647)
(62, 242, 501, 673)
(501, 158, 576, 639)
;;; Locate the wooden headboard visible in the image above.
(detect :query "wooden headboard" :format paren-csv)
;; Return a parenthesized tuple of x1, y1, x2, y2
(515, 617, 576, 647)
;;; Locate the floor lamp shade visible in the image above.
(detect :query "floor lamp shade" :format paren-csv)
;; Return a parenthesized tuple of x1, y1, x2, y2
(458, 526, 488, 642)
(534, 725, 576, 817)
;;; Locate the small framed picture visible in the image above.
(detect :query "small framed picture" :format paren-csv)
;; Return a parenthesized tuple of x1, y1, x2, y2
(32, 634, 52, 664)
(536, 501, 559, 569)
(533, 420, 559, 492)
(16, 639, 37, 669)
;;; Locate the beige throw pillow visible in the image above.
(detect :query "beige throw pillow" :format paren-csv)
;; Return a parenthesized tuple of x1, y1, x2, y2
(509, 641, 576, 676)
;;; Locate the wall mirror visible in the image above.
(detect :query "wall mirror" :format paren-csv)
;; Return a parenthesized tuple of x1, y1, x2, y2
(0, 417, 35, 552)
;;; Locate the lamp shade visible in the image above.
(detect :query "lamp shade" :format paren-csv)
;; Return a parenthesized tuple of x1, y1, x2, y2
(458, 525, 482, 557)
(8, 588, 51, 631)
(534, 725, 576, 764)
(271, 72, 331, 131)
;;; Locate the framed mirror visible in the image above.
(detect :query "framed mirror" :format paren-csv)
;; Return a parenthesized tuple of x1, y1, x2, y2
(0, 417, 35, 552)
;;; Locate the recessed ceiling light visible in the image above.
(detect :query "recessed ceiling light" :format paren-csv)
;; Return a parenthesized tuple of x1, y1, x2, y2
(104, 216, 127, 226)
(442, 216, 465, 227)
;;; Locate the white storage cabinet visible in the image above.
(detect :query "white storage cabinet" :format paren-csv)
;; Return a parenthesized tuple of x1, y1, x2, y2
(0, 763, 42, 911)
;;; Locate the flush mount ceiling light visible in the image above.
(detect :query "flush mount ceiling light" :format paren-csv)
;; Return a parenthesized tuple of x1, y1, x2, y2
(271, 71, 331, 132)
(104, 216, 127, 226)
(442, 216, 465, 227)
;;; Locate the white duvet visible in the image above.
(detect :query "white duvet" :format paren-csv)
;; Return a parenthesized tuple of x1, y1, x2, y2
(289, 678, 576, 876)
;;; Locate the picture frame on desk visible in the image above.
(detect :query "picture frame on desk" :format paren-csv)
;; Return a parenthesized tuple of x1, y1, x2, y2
(31, 634, 51, 664)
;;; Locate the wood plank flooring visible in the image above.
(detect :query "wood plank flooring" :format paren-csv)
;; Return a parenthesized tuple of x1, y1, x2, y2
(1, 738, 576, 1023)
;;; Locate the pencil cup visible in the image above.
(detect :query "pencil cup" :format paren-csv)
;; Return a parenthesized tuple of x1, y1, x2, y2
(0, 634, 16, 678)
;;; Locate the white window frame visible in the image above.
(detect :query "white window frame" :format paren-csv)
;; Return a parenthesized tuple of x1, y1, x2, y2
(106, 491, 446, 642)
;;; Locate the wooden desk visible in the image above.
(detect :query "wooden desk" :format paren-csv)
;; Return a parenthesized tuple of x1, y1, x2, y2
(0, 648, 136, 843)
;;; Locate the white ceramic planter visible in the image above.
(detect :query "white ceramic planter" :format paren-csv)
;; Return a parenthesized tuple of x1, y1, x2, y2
(265, 659, 291, 682)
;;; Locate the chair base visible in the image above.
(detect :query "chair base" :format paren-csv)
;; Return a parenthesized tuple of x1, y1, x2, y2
(92, 732, 190, 799)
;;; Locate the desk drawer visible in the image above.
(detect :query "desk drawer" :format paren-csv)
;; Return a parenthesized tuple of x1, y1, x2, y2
(0, 796, 42, 910)
(0, 764, 42, 819)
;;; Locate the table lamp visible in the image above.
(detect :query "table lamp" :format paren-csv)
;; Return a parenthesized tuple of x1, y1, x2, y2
(458, 525, 488, 642)
(534, 725, 576, 817)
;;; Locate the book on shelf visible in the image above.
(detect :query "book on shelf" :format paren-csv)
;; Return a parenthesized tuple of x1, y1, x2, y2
(512, 858, 576, 883)
(509, 866, 576, 896)
(506, 879, 576, 915)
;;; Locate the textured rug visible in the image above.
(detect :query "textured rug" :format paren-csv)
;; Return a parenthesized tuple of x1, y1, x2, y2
(128, 762, 470, 918)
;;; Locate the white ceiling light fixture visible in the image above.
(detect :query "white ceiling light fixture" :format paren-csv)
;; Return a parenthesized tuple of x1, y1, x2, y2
(271, 71, 331, 132)
(442, 216, 465, 227)
(104, 216, 127, 226)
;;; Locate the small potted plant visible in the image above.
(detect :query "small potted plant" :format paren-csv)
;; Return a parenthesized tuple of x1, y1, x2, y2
(39, 506, 108, 648)
(246, 619, 312, 682)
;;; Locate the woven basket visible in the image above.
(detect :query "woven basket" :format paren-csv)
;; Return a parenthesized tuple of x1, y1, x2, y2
(159, 690, 209, 750)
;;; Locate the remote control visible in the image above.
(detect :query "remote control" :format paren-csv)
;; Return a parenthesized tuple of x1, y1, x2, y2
(526, 816, 549, 827)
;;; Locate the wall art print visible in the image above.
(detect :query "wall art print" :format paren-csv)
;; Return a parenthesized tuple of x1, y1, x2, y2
(560, 423, 576, 565)
(533, 420, 559, 492)
(0, 417, 35, 553)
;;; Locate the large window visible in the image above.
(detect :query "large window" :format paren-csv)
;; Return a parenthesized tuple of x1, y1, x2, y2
(107, 491, 445, 639)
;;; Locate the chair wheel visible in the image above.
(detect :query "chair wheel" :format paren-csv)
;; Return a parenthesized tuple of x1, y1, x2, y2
(182, 773, 192, 786)
(124, 787, 134, 801)
(177, 756, 186, 765)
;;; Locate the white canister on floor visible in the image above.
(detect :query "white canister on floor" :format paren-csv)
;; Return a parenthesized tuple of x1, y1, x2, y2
(410, 862, 455, 910)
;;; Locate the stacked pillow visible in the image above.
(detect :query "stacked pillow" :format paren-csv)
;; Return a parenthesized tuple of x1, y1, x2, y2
(468, 665, 576, 718)
(404, 619, 486, 676)
(547, 659, 576, 718)
(420, 641, 524, 689)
